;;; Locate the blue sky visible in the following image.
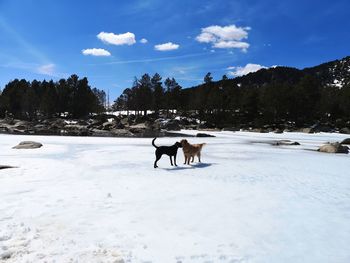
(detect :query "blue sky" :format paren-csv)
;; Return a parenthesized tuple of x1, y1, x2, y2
(0, 0, 349, 100)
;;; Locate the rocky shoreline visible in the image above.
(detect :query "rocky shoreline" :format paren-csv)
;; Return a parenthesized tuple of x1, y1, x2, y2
(0, 115, 202, 138)
(1, 114, 350, 137)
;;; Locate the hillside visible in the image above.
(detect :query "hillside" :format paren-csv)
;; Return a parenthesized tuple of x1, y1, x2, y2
(187, 56, 350, 91)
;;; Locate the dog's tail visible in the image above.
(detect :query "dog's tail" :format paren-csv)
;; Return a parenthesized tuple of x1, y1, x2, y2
(199, 143, 206, 149)
(152, 138, 158, 148)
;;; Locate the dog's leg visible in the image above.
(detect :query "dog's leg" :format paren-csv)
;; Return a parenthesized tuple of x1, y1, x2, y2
(154, 153, 161, 168)
(174, 154, 177, 166)
(191, 156, 194, 163)
(170, 156, 173, 166)
(184, 155, 187, 165)
(198, 152, 201, 162)
(187, 155, 191, 165)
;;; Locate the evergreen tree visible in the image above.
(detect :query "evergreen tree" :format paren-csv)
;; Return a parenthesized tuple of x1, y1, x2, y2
(151, 73, 164, 115)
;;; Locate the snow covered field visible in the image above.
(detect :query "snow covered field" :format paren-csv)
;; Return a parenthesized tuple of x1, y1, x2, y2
(1, 131, 350, 263)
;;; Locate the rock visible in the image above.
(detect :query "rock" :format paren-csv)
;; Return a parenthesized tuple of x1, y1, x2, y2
(318, 142, 349, 154)
(129, 123, 148, 134)
(88, 118, 104, 128)
(129, 123, 147, 129)
(48, 118, 66, 129)
(162, 120, 181, 131)
(134, 115, 153, 125)
(13, 120, 30, 130)
(140, 129, 163, 137)
(120, 117, 132, 126)
(251, 128, 268, 133)
(196, 133, 215, 137)
(300, 128, 314, 133)
(33, 124, 53, 135)
(197, 122, 216, 129)
(13, 141, 43, 149)
(340, 127, 350, 134)
(90, 129, 113, 137)
(274, 129, 284, 134)
(340, 138, 350, 145)
(64, 125, 89, 136)
(273, 140, 300, 146)
(77, 119, 89, 126)
(102, 121, 115, 130)
(1, 251, 12, 260)
(110, 129, 134, 137)
(0, 165, 17, 170)
(222, 127, 240, 132)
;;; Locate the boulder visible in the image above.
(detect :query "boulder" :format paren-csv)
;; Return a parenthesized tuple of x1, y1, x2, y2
(196, 133, 215, 137)
(64, 125, 89, 136)
(90, 129, 113, 137)
(251, 128, 268, 133)
(273, 140, 300, 146)
(222, 127, 240, 132)
(0, 165, 17, 170)
(274, 129, 284, 134)
(13, 120, 30, 130)
(13, 141, 43, 149)
(317, 143, 349, 154)
(162, 120, 181, 131)
(340, 127, 350, 134)
(129, 123, 147, 132)
(340, 138, 350, 145)
(300, 128, 314, 133)
(33, 124, 52, 134)
(197, 122, 216, 129)
(120, 117, 132, 126)
(88, 118, 104, 128)
(102, 121, 115, 130)
(110, 129, 134, 137)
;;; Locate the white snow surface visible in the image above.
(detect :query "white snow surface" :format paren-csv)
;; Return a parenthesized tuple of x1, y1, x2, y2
(1, 131, 350, 263)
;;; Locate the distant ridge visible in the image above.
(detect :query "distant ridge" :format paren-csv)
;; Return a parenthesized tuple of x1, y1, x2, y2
(187, 55, 350, 90)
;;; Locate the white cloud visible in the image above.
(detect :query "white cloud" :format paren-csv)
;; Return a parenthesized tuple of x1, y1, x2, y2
(227, 63, 266, 77)
(196, 24, 250, 52)
(82, 48, 111, 56)
(140, 38, 148, 44)
(37, 63, 56, 76)
(213, 40, 249, 50)
(154, 42, 179, 51)
(97, 32, 136, 46)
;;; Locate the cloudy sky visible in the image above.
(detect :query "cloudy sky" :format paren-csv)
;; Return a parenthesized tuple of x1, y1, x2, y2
(0, 0, 349, 100)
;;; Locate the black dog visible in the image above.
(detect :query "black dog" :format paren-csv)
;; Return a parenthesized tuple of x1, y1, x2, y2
(152, 138, 182, 168)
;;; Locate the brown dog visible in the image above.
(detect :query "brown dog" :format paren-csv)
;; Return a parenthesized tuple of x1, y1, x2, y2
(180, 139, 206, 165)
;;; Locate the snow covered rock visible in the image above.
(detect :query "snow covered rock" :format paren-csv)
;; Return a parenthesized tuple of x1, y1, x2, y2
(273, 140, 300, 146)
(12, 141, 43, 149)
(341, 138, 350, 145)
(196, 133, 215, 137)
(317, 142, 349, 154)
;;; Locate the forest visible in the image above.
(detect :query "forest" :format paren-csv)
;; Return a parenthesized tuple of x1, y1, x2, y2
(1, 56, 350, 130)
(0, 74, 105, 119)
(112, 67, 350, 128)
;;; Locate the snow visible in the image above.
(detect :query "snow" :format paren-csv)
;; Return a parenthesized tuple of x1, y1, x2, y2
(1, 131, 350, 263)
(332, 79, 344, 88)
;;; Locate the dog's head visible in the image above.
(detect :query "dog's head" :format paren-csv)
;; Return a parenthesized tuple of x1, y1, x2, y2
(180, 139, 188, 147)
(175, 141, 182, 148)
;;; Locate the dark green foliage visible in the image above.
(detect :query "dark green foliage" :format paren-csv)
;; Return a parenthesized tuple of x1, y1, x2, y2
(0, 75, 104, 119)
(113, 74, 183, 116)
(112, 56, 350, 128)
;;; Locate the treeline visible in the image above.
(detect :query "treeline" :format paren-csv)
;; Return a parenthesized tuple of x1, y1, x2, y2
(113, 69, 350, 128)
(112, 73, 182, 115)
(0, 75, 105, 119)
